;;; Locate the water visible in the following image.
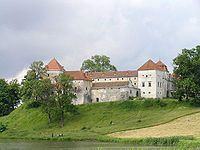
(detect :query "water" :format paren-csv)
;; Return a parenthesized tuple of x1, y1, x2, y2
(0, 139, 175, 150)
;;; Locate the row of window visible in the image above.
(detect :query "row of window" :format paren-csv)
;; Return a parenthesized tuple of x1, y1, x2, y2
(142, 74, 152, 77)
(142, 91, 162, 95)
(143, 92, 151, 94)
(96, 77, 137, 81)
(141, 82, 164, 88)
(142, 82, 152, 87)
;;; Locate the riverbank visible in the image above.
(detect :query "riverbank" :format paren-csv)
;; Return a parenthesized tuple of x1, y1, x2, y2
(1, 99, 200, 147)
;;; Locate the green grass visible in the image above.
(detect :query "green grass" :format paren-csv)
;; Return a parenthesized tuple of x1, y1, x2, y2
(0, 98, 200, 143)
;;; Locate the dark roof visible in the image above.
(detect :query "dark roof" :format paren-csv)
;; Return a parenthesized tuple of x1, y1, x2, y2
(92, 81, 129, 89)
(86, 70, 138, 79)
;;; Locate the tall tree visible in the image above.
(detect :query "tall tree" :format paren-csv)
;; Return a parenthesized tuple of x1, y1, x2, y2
(36, 79, 55, 124)
(0, 79, 10, 116)
(0, 79, 20, 116)
(21, 61, 46, 102)
(173, 45, 200, 101)
(81, 55, 117, 72)
(54, 74, 76, 127)
(21, 70, 37, 102)
(29, 61, 46, 80)
(8, 79, 20, 110)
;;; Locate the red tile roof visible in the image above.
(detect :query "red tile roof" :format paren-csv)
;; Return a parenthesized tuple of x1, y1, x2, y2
(86, 70, 138, 79)
(156, 60, 168, 71)
(138, 59, 168, 71)
(92, 81, 129, 89)
(65, 71, 92, 81)
(46, 58, 65, 71)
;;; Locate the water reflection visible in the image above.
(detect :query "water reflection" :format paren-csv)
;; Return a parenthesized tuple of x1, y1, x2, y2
(0, 139, 175, 150)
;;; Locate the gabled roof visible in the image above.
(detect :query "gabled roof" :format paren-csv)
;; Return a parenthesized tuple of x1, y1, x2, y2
(156, 60, 168, 71)
(92, 81, 129, 89)
(86, 70, 138, 79)
(138, 59, 168, 72)
(65, 71, 92, 81)
(138, 59, 158, 71)
(46, 58, 65, 71)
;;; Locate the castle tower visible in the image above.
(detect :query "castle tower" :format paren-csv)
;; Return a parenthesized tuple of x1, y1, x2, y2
(138, 59, 169, 98)
(46, 58, 65, 78)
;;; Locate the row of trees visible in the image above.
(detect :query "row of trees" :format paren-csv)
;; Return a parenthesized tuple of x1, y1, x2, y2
(173, 45, 200, 103)
(21, 61, 76, 127)
(0, 55, 117, 127)
(0, 79, 20, 116)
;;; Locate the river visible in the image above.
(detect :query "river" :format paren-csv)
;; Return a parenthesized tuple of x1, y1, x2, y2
(0, 139, 175, 150)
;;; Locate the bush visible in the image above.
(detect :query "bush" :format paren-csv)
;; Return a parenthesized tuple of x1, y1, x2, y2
(0, 122, 7, 133)
(177, 140, 200, 150)
(27, 101, 41, 108)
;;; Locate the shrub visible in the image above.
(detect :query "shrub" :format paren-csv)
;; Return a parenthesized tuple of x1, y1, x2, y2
(177, 140, 200, 150)
(0, 122, 7, 133)
(27, 101, 41, 108)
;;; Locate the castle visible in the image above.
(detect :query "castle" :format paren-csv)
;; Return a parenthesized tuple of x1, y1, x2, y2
(46, 58, 175, 105)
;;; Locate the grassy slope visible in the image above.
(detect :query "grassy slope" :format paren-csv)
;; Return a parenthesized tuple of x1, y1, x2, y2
(0, 99, 200, 140)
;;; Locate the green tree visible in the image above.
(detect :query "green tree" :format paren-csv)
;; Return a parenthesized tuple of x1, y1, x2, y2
(29, 61, 46, 79)
(81, 55, 117, 72)
(21, 70, 37, 102)
(54, 74, 76, 127)
(173, 45, 200, 102)
(0, 79, 20, 116)
(8, 79, 20, 110)
(0, 79, 10, 116)
(36, 79, 55, 124)
(21, 61, 46, 102)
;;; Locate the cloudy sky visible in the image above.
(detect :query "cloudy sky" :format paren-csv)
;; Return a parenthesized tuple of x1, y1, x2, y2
(1, 0, 200, 80)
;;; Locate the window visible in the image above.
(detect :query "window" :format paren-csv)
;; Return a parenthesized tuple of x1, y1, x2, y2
(75, 87, 77, 92)
(117, 78, 119, 80)
(130, 90, 132, 94)
(134, 83, 137, 85)
(86, 87, 88, 90)
(148, 82, 152, 87)
(143, 92, 145, 94)
(134, 77, 136, 80)
(142, 82, 145, 87)
(122, 78, 124, 80)
(146, 75, 148, 77)
(110, 79, 112, 81)
(47, 74, 49, 77)
(97, 79, 99, 81)
(105, 79, 106, 81)
(149, 92, 151, 94)
(96, 98, 99, 102)
(158, 82, 160, 87)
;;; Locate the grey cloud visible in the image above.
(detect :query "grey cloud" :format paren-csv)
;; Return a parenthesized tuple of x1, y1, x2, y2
(0, 0, 200, 79)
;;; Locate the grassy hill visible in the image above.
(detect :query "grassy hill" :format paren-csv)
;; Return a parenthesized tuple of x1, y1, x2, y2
(0, 99, 200, 141)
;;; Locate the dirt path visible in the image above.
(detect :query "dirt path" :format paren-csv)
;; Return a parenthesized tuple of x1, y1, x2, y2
(109, 113, 200, 138)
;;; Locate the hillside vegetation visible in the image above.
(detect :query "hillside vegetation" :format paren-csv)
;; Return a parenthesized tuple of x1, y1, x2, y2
(0, 99, 200, 140)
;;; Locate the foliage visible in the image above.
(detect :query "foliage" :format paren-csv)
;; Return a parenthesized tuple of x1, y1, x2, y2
(0, 99, 199, 141)
(177, 140, 200, 150)
(29, 61, 47, 79)
(54, 74, 76, 127)
(0, 79, 20, 116)
(81, 55, 117, 72)
(0, 122, 7, 133)
(173, 45, 200, 102)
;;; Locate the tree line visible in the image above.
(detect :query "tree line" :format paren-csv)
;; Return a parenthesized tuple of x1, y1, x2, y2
(20, 61, 76, 127)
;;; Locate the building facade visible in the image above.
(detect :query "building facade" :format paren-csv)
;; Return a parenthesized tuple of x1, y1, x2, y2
(46, 58, 174, 105)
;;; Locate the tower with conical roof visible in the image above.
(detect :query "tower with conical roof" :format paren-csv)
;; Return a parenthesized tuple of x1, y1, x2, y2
(46, 58, 65, 78)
